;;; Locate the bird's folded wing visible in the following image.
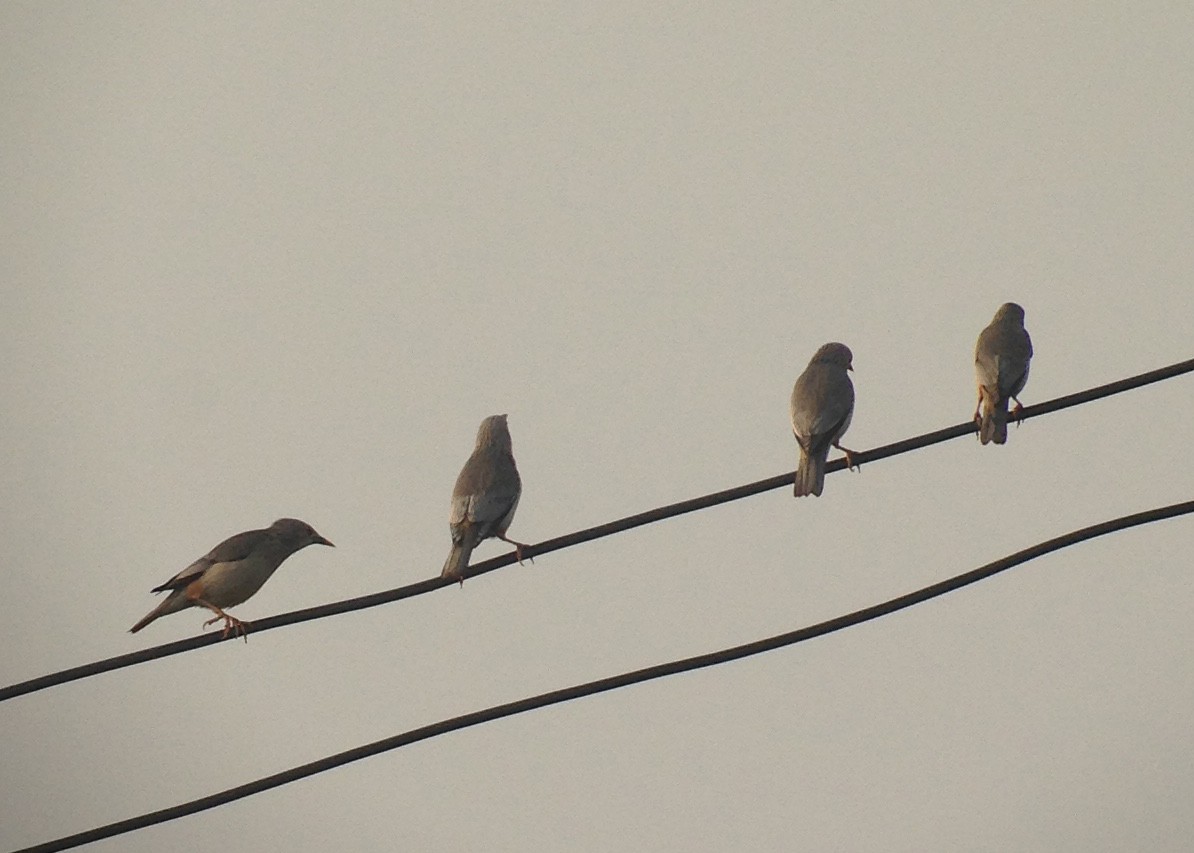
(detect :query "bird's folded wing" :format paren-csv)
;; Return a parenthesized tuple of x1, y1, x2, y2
(467, 487, 518, 526)
(148, 529, 263, 592)
(795, 372, 853, 447)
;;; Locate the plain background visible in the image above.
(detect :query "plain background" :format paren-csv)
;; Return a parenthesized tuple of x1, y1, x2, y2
(3, 4, 1193, 851)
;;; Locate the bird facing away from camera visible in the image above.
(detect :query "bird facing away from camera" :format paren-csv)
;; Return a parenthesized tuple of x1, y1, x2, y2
(442, 414, 526, 583)
(974, 302, 1033, 445)
(790, 342, 857, 497)
(129, 518, 333, 640)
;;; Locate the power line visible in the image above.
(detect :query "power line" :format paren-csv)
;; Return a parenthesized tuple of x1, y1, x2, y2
(15, 497, 1194, 853)
(2, 355, 1191, 705)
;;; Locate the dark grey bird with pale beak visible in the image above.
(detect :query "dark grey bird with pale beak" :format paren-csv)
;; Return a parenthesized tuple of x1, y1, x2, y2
(130, 518, 333, 639)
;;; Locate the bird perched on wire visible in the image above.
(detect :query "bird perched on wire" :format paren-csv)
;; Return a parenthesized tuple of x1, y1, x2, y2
(790, 342, 857, 497)
(974, 302, 1033, 445)
(129, 518, 333, 640)
(442, 414, 526, 584)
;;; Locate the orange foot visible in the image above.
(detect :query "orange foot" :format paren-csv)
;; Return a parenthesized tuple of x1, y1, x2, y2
(204, 613, 249, 642)
(835, 444, 860, 472)
(500, 536, 534, 565)
(1011, 398, 1025, 427)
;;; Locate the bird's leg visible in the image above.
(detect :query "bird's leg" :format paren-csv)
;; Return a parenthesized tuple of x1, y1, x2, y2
(834, 443, 860, 472)
(1010, 396, 1025, 427)
(973, 388, 985, 434)
(196, 600, 249, 643)
(499, 535, 533, 565)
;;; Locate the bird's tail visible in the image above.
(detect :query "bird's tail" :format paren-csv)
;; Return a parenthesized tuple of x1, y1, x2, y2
(441, 534, 477, 582)
(980, 398, 1009, 445)
(794, 448, 829, 497)
(129, 596, 176, 634)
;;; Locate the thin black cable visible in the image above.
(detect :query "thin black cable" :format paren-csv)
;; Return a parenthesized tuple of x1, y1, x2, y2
(15, 498, 1194, 853)
(2, 356, 1191, 704)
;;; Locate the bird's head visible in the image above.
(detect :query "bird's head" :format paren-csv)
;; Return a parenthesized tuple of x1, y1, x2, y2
(475, 413, 513, 450)
(994, 302, 1026, 324)
(270, 518, 335, 549)
(810, 342, 854, 371)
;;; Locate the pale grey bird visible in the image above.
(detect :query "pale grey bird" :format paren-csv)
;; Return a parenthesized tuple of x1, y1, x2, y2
(130, 518, 333, 639)
(442, 414, 526, 583)
(790, 342, 857, 497)
(974, 302, 1033, 445)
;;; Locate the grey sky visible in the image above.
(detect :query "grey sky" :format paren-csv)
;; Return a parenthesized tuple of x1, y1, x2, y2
(3, 3, 1193, 851)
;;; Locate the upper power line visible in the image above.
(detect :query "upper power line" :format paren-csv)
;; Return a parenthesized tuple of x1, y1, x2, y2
(2, 356, 1192, 704)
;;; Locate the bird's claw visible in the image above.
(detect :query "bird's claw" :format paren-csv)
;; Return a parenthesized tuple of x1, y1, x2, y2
(203, 613, 248, 642)
(837, 446, 860, 472)
(501, 537, 533, 565)
(1011, 398, 1025, 427)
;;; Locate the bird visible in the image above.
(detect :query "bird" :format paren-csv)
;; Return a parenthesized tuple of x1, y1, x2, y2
(790, 342, 857, 497)
(442, 414, 526, 583)
(974, 302, 1033, 445)
(129, 518, 333, 639)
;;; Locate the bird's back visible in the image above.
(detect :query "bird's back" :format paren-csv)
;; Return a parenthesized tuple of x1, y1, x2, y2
(976, 321, 1031, 398)
(791, 364, 854, 448)
(450, 447, 522, 530)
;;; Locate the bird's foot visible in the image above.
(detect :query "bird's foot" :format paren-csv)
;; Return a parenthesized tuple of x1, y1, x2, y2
(224, 616, 248, 642)
(1011, 398, 1025, 427)
(203, 613, 248, 642)
(836, 445, 860, 472)
(500, 536, 533, 565)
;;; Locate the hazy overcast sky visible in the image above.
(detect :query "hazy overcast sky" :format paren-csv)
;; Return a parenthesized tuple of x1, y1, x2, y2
(3, 4, 1193, 852)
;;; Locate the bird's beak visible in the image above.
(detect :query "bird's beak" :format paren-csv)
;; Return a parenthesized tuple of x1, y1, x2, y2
(314, 535, 335, 547)
(847, 364, 854, 372)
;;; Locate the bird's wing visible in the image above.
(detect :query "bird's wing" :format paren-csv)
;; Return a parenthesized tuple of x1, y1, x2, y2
(978, 324, 1032, 398)
(451, 449, 521, 522)
(448, 491, 473, 530)
(469, 484, 520, 528)
(999, 327, 1032, 396)
(149, 556, 214, 593)
(148, 529, 264, 593)
(792, 367, 854, 451)
(978, 319, 1033, 392)
(974, 323, 1003, 390)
